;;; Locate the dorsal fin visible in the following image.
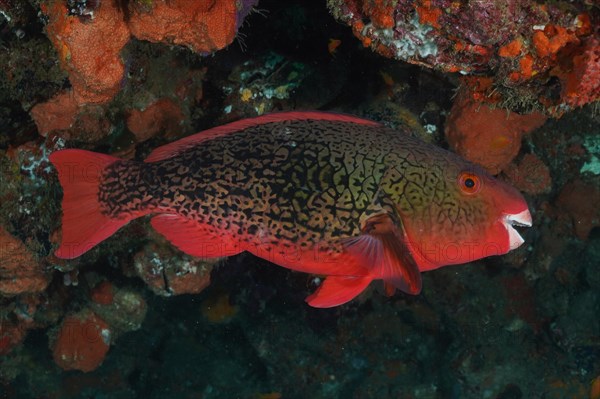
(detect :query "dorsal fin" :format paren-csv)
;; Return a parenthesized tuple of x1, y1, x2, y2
(144, 111, 380, 162)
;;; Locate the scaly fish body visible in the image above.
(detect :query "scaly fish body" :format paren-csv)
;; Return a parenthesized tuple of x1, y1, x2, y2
(50, 112, 532, 307)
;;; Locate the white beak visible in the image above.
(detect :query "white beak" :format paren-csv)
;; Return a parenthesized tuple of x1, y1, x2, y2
(503, 209, 533, 250)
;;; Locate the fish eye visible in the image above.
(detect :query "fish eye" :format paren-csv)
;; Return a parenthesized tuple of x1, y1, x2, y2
(458, 171, 481, 195)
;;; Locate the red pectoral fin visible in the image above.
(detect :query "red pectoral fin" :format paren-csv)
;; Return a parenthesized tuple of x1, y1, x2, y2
(306, 213, 422, 308)
(151, 214, 242, 258)
(305, 275, 373, 308)
(343, 213, 422, 295)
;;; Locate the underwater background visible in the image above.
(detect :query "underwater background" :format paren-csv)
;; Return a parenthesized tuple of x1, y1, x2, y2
(1, 1, 600, 398)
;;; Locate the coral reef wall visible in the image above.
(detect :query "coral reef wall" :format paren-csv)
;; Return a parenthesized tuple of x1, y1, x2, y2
(328, 0, 600, 116)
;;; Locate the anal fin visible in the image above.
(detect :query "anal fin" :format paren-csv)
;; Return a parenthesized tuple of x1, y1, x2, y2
(151, 214, 242, 258)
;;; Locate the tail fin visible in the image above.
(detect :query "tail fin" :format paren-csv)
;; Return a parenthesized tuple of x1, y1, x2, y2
(50, 149, 131, 259)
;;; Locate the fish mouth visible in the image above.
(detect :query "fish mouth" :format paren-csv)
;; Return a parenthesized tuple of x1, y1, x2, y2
(502, 209, 533, 250)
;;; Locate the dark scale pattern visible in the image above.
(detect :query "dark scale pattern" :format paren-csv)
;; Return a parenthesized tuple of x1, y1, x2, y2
(99, 161, 159, 217)
(98, 119, 487, 253)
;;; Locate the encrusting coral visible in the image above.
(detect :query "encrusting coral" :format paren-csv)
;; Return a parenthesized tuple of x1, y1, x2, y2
(41, 0, 257, 106)
(328, 0, 600, 115)
(0, 225, 49, 296)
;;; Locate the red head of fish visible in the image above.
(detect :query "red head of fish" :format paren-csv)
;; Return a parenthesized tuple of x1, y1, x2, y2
(386, 151, 532, 272)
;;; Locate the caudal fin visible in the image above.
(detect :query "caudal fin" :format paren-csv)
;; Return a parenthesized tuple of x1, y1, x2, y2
(50, 149, 130, 259)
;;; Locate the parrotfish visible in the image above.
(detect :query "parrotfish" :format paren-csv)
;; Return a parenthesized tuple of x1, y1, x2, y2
(50, 111, 532, 307)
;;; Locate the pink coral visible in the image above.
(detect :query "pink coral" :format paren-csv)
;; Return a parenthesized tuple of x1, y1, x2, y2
(0, 225, 49, 296)
(126, 98, 185, 142)
(41, 0, 255, 107)
(560, 36, 600, 109)
(30, 90, 111, 141)
(43, 0, 130, 105)
(504, 154, 552, 194)
(52, 310, 111, 372)
(445, 94, 547, 174)
(328, 0, 600, 113)
(127, 0, 240, 54)
(30, 91, 79, 136)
